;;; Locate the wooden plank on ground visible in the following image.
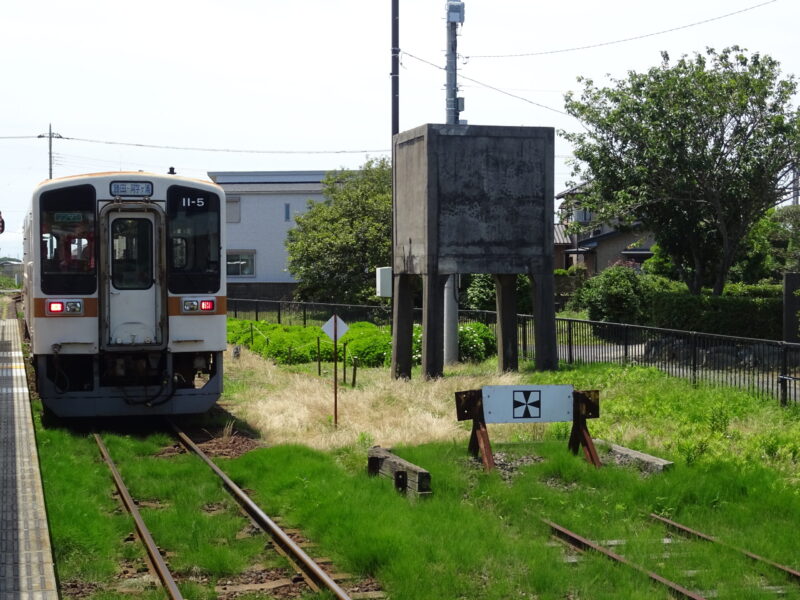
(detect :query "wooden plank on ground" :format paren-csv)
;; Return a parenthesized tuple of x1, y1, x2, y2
(367, 446, 432, 496)
(596, 440, 674, 473)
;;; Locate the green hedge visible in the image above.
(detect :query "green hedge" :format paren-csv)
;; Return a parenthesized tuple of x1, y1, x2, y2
(650, 293, 781, 339)
(568, 267, 783, 339)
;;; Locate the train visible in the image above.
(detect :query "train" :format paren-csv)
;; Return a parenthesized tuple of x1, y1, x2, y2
(23, 172, 226, 417)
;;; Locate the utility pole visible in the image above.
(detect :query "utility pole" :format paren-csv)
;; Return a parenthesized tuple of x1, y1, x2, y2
(443, 1, 465, 365)
(37, 124, 63, 179)
(391, 0, 400, 138)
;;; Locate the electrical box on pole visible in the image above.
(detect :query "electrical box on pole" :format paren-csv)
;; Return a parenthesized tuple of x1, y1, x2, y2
(446, 1, 465, 23)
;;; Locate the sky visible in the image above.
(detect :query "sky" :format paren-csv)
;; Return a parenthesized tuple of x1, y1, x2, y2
(1, 0, 798, 258)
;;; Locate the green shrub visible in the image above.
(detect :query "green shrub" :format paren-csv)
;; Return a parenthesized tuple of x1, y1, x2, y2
(571, 265, 648, 324)
(227, 319, 394, 366)
(340, 322, 391, 368)
(457, 321, 497, 362)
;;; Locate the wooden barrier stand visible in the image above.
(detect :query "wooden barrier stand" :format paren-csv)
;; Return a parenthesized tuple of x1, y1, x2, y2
(455, 386, 601, 471)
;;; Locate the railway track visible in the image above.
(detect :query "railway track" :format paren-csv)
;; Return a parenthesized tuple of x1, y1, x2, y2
(545, 515, 800, 599)
(93, 425, 383, 600)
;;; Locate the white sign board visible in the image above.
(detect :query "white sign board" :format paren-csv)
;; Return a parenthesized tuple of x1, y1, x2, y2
(482, 385, 574, 424)
(322, 315, 348, 342)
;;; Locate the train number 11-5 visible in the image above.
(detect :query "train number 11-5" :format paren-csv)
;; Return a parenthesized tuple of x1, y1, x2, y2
(181, 197, 205, 208)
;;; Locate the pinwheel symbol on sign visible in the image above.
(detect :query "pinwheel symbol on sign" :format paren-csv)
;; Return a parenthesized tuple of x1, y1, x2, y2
(513, 390, 541, 419)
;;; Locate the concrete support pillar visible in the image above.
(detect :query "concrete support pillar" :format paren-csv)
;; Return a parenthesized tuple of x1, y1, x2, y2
(391, 273, 414, 379)
(531, 270, 558, 370)
(494, 274, 519, 372)
(421, 273, 448, 379)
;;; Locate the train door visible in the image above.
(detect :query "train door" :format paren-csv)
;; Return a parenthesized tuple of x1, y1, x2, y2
(101, 207, 165, 348)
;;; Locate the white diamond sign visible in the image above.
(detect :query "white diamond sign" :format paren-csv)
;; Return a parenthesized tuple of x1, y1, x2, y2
(322, 315, 348, 342)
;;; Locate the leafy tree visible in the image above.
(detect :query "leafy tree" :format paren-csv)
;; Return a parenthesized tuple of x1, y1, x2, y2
(563, 47, 800, 295)
(285, 158, 391, 303)
(726, 211, 783, 283)
(769, 204, 800, 273)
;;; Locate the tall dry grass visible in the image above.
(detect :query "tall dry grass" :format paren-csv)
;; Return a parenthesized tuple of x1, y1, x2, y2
(222, 346, 531, 450)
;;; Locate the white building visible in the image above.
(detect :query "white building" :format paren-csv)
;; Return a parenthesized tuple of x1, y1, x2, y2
(208, 171, 327, 299)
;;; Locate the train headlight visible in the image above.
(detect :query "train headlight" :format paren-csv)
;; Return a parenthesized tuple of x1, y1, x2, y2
(65, 301, 83, 313)
(46, 299, 84, 316)
(183, 300, 199, 312)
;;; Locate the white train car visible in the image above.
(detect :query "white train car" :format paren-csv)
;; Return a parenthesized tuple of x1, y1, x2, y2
(23, 172, 226, 417)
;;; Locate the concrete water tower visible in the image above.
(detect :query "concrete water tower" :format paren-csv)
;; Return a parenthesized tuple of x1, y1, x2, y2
(391, 123, 558, 379)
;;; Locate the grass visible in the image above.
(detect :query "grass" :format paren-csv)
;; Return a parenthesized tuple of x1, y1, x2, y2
(34, 407, 139, 582)
(219, 350, 800, 598)
(32, 337, 800, 599)
(224, 440, 800, 599)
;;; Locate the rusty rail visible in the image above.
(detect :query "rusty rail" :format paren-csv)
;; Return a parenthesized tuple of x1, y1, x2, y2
(650, 513, 800, 584)
(543, 519, 706, 600)
(93, 433, 184, 600)
(168, 421, 352, 600)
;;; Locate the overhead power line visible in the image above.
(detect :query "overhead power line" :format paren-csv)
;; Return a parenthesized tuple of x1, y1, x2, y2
(62, 136, 389, 155)
(466, 0, 778, 59)
(401, 50, 571, 117)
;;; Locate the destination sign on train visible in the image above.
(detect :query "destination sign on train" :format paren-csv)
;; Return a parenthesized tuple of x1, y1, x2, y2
(110, 181, 154, 197)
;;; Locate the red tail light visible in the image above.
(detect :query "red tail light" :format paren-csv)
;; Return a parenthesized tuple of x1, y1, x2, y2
(48, 301, 64, 313)
(200, 300, 215, 312)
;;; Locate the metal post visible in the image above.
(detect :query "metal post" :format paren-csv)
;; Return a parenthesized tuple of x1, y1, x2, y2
(624, 325, 629, 362)
(445, 8, 462, 125)
(333, 315, 338, 427)
(342, 342, 348, 384)
(568, 320, 574, 364)
(444, 276, 459, 364)
(443, 2, 464, 365)
(391, 0, 399, 138)
(37, 124, 62, 179)
(691, 332, 698, 386)
(781, 343, 789, 406)
(48, 123, 53, 179)
(277, 302, 281, 325)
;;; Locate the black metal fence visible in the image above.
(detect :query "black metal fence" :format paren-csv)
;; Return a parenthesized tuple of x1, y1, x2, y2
(228, 298, 393, 327)
(228, 298, 800, 404)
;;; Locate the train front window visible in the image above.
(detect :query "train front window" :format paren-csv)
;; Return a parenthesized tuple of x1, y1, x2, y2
(111, 218, 153, 290)
(166, 185, 221, 294)
(40, 185, 97, 294)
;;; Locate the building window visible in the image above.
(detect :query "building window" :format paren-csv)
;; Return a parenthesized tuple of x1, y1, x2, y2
(284, 202, 291, 222)
(226, 251, 255, 277)
(227, 196, 241, 223)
